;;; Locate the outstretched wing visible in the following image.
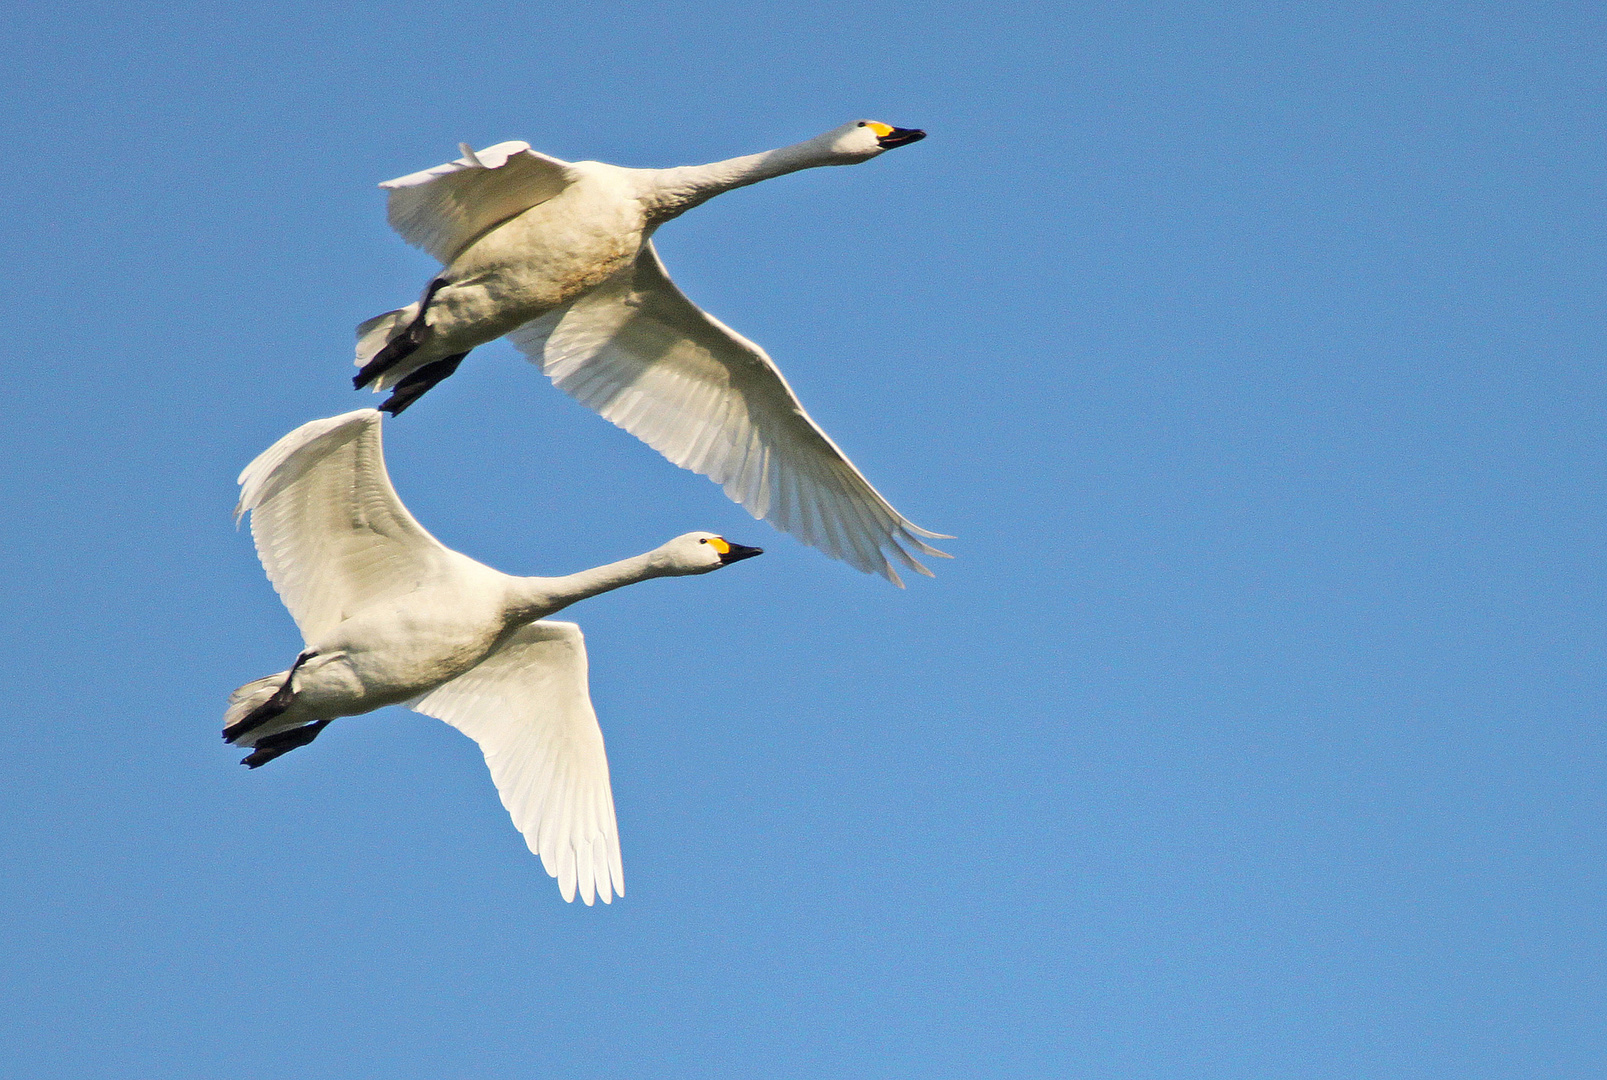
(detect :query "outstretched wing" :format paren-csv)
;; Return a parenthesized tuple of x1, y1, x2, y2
(236, 409, 463, 642)
(381, 141, 577, 264)
(408, 621, 623, 906)
(509, 242, 951, 585)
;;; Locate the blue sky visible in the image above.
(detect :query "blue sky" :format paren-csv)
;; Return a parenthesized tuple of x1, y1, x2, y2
(2, 2, 1602, 1077)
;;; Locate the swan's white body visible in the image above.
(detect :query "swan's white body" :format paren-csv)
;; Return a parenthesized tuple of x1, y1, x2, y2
(226, 408, 760, 904)
(358, 121, 950, 585)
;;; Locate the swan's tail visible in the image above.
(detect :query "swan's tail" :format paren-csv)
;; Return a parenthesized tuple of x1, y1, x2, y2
(223, 673, 286, 745)
(354, 304, 420, 389)
(223, 671, 335, 768)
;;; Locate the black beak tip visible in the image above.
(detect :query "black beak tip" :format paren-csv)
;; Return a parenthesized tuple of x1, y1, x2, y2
(719, 544, 764, 565)
(878, 127, 927, 149)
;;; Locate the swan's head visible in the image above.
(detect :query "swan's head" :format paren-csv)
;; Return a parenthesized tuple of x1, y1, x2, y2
(657, 531, 765, 576)
(819, 120, 927, 162)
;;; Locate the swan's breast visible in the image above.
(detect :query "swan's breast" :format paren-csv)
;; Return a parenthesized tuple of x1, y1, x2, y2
(311, 585, 511, 702)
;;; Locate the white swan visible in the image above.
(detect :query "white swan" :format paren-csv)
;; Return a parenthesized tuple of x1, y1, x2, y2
(224, 408, 762, 905)
(354, 120, 949, 585)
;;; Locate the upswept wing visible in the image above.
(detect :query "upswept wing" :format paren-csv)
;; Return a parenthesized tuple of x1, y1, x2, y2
(381, 141, 576, 264)
(236, 409, 462, 642)
(509, 242, 951, 585)
(408, 621, 623, 905)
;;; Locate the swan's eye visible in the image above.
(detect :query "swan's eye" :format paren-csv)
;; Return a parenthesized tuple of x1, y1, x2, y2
(698, 538, 707, 543)
(857, 121, 866, 127)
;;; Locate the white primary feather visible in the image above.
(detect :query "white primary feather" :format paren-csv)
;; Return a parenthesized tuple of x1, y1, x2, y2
(409, 621, 622, 905)
(235, 409, 470, 642)
(381, 141, 576, 264)
(510, 242, 950, 585)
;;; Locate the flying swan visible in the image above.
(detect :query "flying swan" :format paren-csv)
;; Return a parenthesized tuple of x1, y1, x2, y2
(224, 408, 763, 904)
(354, 120, 949, 585)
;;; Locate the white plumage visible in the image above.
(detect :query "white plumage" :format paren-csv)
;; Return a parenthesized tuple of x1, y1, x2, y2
(409, 622, 622, 906)
(226, 409, 762, 904)
(356, 120, 949, 585)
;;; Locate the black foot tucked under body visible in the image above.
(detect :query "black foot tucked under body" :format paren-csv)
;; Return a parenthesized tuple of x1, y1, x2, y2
(380, 353, 468, 416)
(241, 719, 333, 768)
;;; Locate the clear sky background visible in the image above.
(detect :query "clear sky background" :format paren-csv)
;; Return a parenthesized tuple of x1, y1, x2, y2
(2, 2, 1602, 1077)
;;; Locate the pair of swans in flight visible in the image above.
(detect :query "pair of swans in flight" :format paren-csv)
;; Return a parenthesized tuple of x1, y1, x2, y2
(227, 120, 945, 904)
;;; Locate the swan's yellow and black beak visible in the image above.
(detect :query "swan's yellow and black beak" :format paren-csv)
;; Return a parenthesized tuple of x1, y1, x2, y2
(708, 536, 764, 565)
(874, 125, 926, 149)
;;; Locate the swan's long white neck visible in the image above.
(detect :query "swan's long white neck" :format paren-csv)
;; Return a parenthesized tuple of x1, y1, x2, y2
(507, 550, 672, 622)
(641, 134, 838, 222)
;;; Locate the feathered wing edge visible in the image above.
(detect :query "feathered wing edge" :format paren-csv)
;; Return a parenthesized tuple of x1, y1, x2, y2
(235, 408, 462, 644)
(235, 409, 382, 523)
(407, 622, 623, 906)
(379, 141, 577, 265)
(509, 245, 952, 586)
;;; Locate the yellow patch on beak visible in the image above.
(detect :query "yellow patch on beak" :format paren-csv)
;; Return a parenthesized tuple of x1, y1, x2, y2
(865, 122, 894, 138)
(707, 536, 732, 555)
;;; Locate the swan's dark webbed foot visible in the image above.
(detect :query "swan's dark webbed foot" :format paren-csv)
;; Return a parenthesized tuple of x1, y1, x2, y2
(380, 353, 468, 416)
(241, 720, 333, 768)
(354, 277, 450, 390)
(223, 651, 317, 744)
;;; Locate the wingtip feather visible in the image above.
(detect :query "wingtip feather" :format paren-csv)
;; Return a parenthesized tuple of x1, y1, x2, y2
(234, 409, 382, 520)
